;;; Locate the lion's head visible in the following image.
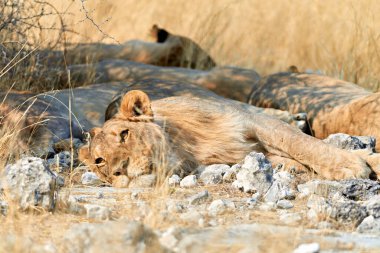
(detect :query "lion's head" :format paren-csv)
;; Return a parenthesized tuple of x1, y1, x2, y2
(79, 90, 173, 187)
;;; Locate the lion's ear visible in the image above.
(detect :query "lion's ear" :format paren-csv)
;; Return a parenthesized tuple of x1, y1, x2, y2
(119, 90, 154, 121)
(150, 24, 169, 43)
(89, 127, 102, 138)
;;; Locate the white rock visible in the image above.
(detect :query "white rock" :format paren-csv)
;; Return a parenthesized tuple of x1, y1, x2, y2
(264, 175, 296, 203)
(167, 200, 185, 213)
(159, 227, 181, 249)
(277, 200, 294, 209)
(364, 195, 380, 218)
(323, 133, 376, 151)
(223, 164, 239, 182)
(293, 243, 320, 253)
(84, 204, 111, 220)
(3, 157, 63, 211)
(357, 215, 380, 234)
(259, 202, 276, 211)
(81, 172, 102, 186)
(63, 220, 166, 253)
(188, 190, 209, 205)
(232, 152, 273, 194)
(317, 221, 334, 229)
(208, 199, 236, 216)
(307, 209, 319, 223)
(168, 174, 181, 186)
(200, 164, 229, 185)
(180, 175, 198, 188)
(280, 213, 302, 225)
(246, 192, 261, 208)
(298, 180, 342, 199)
(180, 209, 203, 223)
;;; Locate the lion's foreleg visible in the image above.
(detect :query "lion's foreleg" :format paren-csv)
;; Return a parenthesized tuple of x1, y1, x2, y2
(245, 113, 371, 180)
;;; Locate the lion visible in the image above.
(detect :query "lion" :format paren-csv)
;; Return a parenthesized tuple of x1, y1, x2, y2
(247, 72, 380, 152)
(0, 80, 307, 157)
(79, 88, 375, 188)
(55, 59, 259, 103)
(35, 25, 215, 71)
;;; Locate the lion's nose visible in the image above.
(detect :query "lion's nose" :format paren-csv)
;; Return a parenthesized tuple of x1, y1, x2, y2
(113, 158, 130, 177)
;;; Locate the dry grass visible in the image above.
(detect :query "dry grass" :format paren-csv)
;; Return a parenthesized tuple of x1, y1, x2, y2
(43, 0, 380, 91)
(1, 1, 380, 252)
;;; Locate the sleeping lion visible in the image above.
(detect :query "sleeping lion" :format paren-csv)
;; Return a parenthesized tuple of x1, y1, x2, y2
(79, 89, 373, 188)
(247, 72, 380, 152)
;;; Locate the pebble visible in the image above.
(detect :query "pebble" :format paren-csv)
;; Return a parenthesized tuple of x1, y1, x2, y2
(232, 152, 273, 194)
(279, 213, 302, 225)
(81, 172, 102, 186)
(357, 215, 380, 234)
(259, 202, 276, 211)
(84, 204, 111, 220)
(276, 199, 294, 209)
(180, 209, 203, 223)
(167, 200, 185, 213)
(223, 164, 239, 182)
(180, 175, 198, 188)
(159, 227, 181, 249)
(168, 174, 181, 186)
(208, 199, 236, 216)
(293, 243, 320, 253)
(317, 221, 334, 230)
(3, 157, 63, 211)
(188, 190, 209, 205)
(199, 164, 229, 185)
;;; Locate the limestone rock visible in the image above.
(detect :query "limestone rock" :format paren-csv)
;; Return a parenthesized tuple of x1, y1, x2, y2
(357, 215, 380, 234)
(223, 164, 239, 182)
(232, 152, 273, 194)
(208, 199, 236, 216)
(293, 243, 320, 253)
(159, 227, 182, 250)
(279, 212, 302, 225)
(81, 171, 102, 186)
(3, 157, 63, 211)
(364, 195, 380, 218)
(188, 190, 209, 205)
(341, 179, 380, 201)
(277, 199, 294, 209)
(84, 204, 111, 220)
(47, 151, 73, 172)
(332, 201, 367, 225)
(180, 175, 198, 188)
(297, 180, 342, 199)
(180, 209, 203, 223)
(323, 133, 376, 151)
(63, 220, 168, 253)
(199, 164, 229, 185)
(167, 200, 185, 213)
(168, 174, 181, 186)
(264, 171, 295, 202)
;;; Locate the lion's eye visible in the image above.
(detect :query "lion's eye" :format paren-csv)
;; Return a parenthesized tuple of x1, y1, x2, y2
(120, 129, 129, 143)
(95, 157, 105, 165)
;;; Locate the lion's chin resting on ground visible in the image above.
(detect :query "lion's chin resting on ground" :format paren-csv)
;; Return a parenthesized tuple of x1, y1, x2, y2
(78, 90, 374, 188)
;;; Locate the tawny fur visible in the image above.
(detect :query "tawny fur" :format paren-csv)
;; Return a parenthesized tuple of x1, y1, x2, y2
(80, 90, 373, 187)
(248, 72, 380, 151)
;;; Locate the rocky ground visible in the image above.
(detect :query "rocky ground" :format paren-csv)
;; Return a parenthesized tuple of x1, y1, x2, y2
(1, 133, 380, 253)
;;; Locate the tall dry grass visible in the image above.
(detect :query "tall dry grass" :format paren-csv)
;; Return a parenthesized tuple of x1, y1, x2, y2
(44, 0, 380, 91)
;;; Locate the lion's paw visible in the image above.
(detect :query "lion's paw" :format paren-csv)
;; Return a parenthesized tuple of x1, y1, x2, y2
(327, 156, 371, 180)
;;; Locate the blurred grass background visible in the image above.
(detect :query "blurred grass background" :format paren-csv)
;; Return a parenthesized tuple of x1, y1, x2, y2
(44, 0, 380, 91)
